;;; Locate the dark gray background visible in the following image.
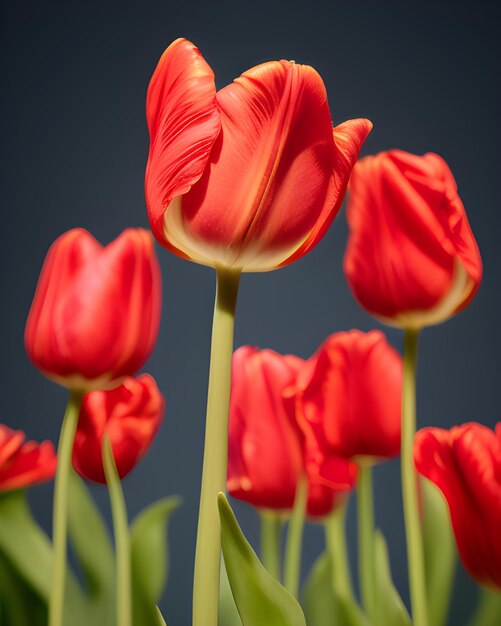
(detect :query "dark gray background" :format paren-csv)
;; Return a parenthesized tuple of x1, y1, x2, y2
(1, 1, 499, 624)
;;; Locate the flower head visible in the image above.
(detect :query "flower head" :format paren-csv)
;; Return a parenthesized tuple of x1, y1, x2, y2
(72, 374, 164, 483)
(25, 228, 162, 391)
(415, 423, 501, 590)
(0, 425, 56, 491)
(145, 38, 372, 272)
(296, 330, 402, 466)
(344, 150, 482, 328)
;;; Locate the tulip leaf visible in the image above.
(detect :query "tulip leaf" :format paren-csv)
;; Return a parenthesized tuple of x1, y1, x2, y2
(130, 496, 181, 626)
(0, 489, 88, 626)
(0, 552, 46, 626)
(421, 478, 456, 626)
(302, 551, 368, 626)
(219, 555, 242, 626)
(374, 530, 411, 626)
(68, 471, 115, 597)
(468, 587, 501, 626)
(218, 493, 306, 626)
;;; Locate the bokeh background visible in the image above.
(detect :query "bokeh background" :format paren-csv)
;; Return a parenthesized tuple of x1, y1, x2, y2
(1, 1, 499, 624)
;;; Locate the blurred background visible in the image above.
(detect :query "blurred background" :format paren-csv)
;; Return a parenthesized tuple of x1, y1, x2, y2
(1, 1, 499, 624)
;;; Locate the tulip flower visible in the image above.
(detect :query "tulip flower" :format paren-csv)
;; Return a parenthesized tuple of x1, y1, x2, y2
(343, 150, 483, 626)
(145, 38, 372, 626)
(228, 346, 355, 517)
(295, 330, 402, 619)
(25, 228, 162, 391)
(344, 150, 482, 329)
(145, 38, 372, 272)
(415, 423, 501, 590)
(25, 227, 161, 626)
(296, 330, 402, 464)
(72, 374, 165, 484)
(228, 346, 356, 593)
(0, 425, 56, 491)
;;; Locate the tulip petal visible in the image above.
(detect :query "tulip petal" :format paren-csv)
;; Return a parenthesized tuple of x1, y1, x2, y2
(145, 38, 221, 250)
(282, 118, 373, 268)
(170, 60, 343, 270)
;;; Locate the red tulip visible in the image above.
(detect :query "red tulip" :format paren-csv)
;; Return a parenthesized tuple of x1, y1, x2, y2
(344, 150, 482, 328)
(72, 374, 164, 483)
(415, 423, 501, 590)
(0, 425, 57, 491)
(25, 228, 162, 391)
(227, 346, 355, 517)
(145, 38, 372, 272)
(296, 330, 402, 466)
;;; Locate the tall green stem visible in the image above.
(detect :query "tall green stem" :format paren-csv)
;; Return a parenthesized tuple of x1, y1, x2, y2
(192, 267, 240, 626)
(103, 435, 131, 626)
(260, 511, 282, 581)
(284, 476, 307, 598)
(325, 499, 354, 600)
(357, 465, 377, 621)
(49, 390, 83, 626)
(402, 328, 428, 626)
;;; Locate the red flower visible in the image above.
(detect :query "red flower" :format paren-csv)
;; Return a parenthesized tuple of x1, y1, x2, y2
(0, 425, 56, 491)
(145, 38, 372, 272)
(344, 150, 482, 328)
(296, 330, 402, 466)
(72, 374, 164, 483)
(415, 423, 501, 590)
(25, 228, 162, 391)
(227, 346, 355, 517)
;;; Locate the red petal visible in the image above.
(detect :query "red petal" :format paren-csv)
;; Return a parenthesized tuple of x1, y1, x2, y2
(145, 38, 221, 251)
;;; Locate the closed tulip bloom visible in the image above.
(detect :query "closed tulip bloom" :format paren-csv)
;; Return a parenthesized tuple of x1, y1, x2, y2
(72, 374, 164, 483)
(415, 423, 501, 590)
(344, 150, 483, 328)
(25, 228, 162, 391)
(145, 38, 372, 272)
(227, 346, 355, 517)
(0, 425, 57, 491)
(296, 330, 402, 466)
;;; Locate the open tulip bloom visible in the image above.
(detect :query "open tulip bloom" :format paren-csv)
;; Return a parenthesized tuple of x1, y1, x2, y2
(4, 35, 499, 626)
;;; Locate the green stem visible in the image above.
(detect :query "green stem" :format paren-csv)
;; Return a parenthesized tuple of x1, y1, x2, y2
(357, 465, 377, 621)
(192, 267, 240, 626)
(49, 390, 83, 626)
(284, 476, 307, 598)
(469, 587, 501, 626)
(325, 499, 354, 600)
(402, 328, 428, 626)
(260, 511, 282, 581)
(103, 435, 131, 626)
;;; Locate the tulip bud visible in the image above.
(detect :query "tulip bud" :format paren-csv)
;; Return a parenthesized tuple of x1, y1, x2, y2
(415, 423, 501, 590)
(145, 38, 372, 272)
(297, 330, 402, 466)
(72, 374, 164, 483)
(0, 425, 57, 491)
(25, 228, 162, 391)
(344, 150, 482, 329)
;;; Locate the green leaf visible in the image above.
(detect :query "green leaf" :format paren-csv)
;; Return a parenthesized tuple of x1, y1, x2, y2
(468, 587, 501, 626)
(68, 471, 115, 593)
(374, 530, 411, 626)
(0, 552, 46, 626)
(219, 555, 242, 626)
(156, 606, 168, 626)
(218, 493, 306, 626)
(0, 489, 89, 626)
(421, 478, 456, 626)
(302, 552, 368, 626)
(130, 496, 181, 626)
